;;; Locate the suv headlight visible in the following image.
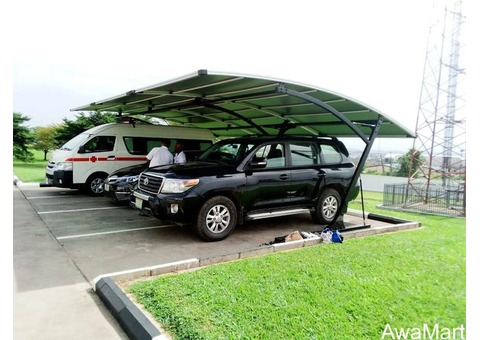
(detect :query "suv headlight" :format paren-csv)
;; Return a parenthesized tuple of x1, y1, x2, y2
(56, 162, 73, 171)
(161, 178, 199, 193)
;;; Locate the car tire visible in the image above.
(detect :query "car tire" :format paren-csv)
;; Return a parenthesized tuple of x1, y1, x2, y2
(311, 188, 342, 225)
(196, 196, 237, 241)
(85, 173, 108, 196)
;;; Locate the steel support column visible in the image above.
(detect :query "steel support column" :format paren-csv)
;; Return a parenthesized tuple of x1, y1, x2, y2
(277, 84, 384, 228)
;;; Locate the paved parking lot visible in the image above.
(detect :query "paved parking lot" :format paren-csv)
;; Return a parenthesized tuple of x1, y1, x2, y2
(16, 185, 353, 283)
(12, 185, 352, 340)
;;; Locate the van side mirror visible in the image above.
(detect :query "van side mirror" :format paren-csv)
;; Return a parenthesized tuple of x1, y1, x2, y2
(78, 145, 86, 154)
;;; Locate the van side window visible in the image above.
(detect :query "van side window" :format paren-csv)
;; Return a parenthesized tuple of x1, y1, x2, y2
(124, 137, 163, 155)
(123, 137, 213, 156)
(320, 144, 342, 164)
(82, 136, 115, 153)
(180, 140, 213, 162)
(182, 140, 212, 152)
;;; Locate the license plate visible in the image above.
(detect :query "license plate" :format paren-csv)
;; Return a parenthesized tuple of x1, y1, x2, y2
(104, 183, 109, 191)
(135, 197, 143, 210)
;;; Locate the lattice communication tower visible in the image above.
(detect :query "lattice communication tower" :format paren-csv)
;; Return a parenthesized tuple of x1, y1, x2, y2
(406, 0, 466, 215)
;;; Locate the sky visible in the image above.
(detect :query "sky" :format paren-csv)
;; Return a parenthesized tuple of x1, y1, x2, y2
(8, 0, 446, 153)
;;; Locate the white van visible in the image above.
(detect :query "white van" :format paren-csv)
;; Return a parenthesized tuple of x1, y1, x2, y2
(45, 122, 216, 195)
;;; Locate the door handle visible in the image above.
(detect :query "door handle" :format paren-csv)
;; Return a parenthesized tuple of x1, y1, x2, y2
(279, 174, 289, 180)
(107, 155, 116, 160)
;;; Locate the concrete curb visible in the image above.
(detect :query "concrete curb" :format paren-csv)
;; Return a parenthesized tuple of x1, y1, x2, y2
(91, 215, 420, 339)
(13, 175, 52, 188)
(95, 277, 164, 340)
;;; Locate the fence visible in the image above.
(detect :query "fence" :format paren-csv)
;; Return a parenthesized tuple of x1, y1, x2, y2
(382, 183, 466, 217)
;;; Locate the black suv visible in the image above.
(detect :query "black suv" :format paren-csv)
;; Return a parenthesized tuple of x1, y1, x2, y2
(104, 150, 207, 203)
(132, 136, 358, 241)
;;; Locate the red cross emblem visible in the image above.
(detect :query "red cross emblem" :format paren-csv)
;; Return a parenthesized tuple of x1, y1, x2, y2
(90, 156, 97, 163)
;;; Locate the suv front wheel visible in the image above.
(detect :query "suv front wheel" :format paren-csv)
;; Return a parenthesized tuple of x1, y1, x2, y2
(311, 188, 342, 224)
(196, 196, 237, 241)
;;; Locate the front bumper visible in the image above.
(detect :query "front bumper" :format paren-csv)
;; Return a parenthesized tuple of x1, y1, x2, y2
(104, 182, 135, 202)
(46, 170, 74, 188)
(132, 190, 203, 224)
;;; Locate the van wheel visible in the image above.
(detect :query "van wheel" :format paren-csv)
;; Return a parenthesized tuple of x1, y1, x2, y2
(85, 173, 108, 196)
(196, 196, 237, 241)
(310, 188, 342, 224)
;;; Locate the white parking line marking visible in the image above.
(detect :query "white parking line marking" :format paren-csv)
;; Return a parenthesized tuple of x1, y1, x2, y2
(57, 225, 177, 240)
(38, 206, 125, 214)
(27, 196, 81, 199)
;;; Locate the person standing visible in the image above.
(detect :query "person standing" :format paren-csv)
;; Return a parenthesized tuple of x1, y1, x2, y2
(146, 139, 173, 167)
(173, 141, 187, 164)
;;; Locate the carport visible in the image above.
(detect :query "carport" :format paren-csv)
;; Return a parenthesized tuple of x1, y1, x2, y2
(72, 69, 415, 229)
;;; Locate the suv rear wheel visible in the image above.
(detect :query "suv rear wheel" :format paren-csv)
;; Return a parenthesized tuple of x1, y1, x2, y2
(311, 188, 342, 224)
(196, 196, 237, 241)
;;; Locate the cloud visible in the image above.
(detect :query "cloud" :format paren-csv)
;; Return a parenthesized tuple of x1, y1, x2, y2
(13, 0, 433, 132)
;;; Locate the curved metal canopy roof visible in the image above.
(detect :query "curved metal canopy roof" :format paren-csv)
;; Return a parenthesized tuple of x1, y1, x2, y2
(72, 70, 416, 228)
(72, 69, 415, 141)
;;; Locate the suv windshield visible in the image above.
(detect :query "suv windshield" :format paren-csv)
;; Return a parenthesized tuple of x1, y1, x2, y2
(197, 140, 258, 166)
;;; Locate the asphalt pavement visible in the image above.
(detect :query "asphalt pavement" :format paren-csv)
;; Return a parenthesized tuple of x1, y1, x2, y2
(13, 184, 129, 340)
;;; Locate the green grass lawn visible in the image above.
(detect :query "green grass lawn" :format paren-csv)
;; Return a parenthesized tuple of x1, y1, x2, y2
(128, 194, 466, 339)
(13, 150, 50, 183)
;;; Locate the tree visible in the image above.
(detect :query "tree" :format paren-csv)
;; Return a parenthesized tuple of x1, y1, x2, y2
(396, 148, 424, 177)
(54, 111, 117, 146)
(32, 125, 61, 160)
(13, 112, 35, 162)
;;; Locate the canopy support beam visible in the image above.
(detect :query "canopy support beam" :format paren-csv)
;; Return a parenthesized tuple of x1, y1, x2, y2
(332, 116, 383, 228)
(201, 102, 269, 136)
(277, 83, 370, 144)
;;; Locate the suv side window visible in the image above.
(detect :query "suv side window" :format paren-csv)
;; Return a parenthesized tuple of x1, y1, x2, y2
(290, 142, 318, 166)
(254, 143, 285, 168)
(321, 144, 342, 164)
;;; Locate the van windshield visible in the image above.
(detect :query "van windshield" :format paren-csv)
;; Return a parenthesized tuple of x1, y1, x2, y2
(60, 133, 91, 151)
